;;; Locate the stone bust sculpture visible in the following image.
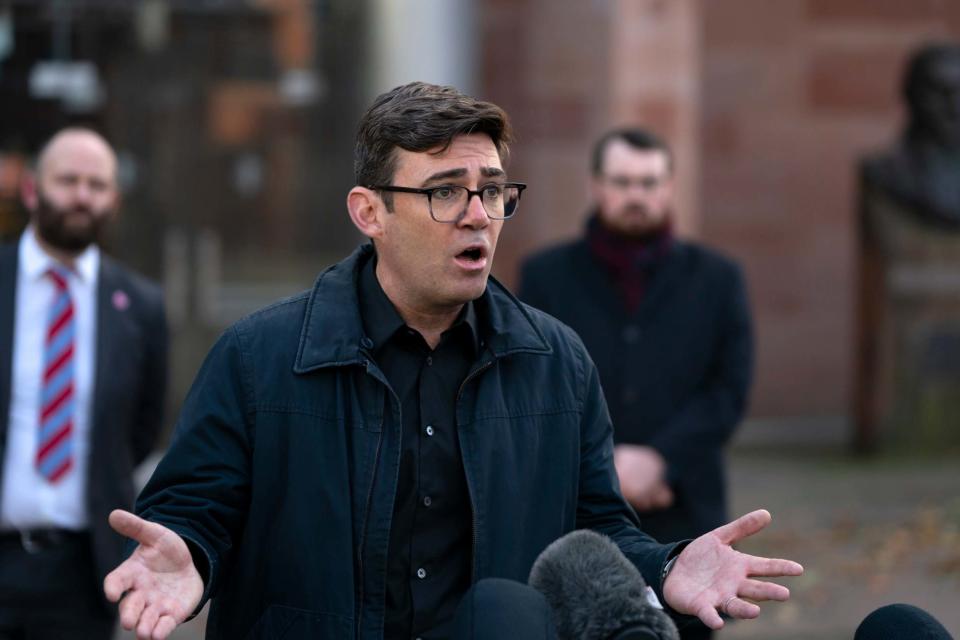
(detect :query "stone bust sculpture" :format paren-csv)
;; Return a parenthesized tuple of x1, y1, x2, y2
(862, 43, 960, 229)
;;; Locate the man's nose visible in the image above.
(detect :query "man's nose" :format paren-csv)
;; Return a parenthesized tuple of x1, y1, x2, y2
(71, 182, 94, 205)
(627, 182, 655, 195)
(459, 192, 489, 228)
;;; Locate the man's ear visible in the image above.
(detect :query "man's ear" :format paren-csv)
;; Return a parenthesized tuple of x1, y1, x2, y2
(660, 174, 676, 201)
(20, 172, 39, 211)
(588, 175, 604, 204)
(105, 187, 122, 224)
(347, 186, 386, 239)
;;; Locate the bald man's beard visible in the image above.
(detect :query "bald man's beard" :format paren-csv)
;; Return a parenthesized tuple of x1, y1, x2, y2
(33, 189, 113, 253)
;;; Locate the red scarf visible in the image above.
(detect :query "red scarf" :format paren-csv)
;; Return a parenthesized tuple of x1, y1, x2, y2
(586, 214, 673, 313)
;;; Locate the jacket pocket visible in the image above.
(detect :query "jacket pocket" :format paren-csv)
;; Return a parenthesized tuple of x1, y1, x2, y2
(243, 605, 353, 640)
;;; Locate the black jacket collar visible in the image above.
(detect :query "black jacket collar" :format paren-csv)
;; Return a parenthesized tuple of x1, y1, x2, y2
(294, 244, 551, 373)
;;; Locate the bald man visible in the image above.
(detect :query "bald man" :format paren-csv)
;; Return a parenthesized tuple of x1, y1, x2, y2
(0, 128, 168, 638)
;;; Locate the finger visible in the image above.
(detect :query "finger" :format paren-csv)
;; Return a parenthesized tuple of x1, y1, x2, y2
(737, 578, 790, 602)
(136, 604, 160, 640)
(746, 555, 804, 578)
(725, 596, 761, 620)
(711, 509, 771, 545)
(118, 590, 146, 630)
(153, 615, 178, 640)
(109, 509, 166, 547)
(618, 481, 642, 506)
(695, 602, 725, 630)
(104, 565, 134, 602)
(651, 485, 673, 508)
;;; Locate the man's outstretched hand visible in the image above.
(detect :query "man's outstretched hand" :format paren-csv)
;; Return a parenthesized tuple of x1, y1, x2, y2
(662, 509, 803, 630)
(103, 509, 204, 640)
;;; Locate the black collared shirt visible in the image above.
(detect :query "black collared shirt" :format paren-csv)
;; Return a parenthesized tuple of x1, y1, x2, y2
(358, 256, 477, 639)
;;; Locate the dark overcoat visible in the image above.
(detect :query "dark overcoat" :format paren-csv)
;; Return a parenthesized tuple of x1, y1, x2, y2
(519, 238, 753, 542)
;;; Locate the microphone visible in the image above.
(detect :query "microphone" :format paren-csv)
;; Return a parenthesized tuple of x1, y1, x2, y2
(854, 604, 954, 640)
(528, 530, 680, 640)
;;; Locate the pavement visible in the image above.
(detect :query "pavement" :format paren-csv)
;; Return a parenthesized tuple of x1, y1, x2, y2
(721, 418, 960, 639)
(117, 416, 960, 639)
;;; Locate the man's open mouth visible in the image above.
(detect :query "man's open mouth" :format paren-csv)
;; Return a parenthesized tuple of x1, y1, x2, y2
(458, 247, 484, 261)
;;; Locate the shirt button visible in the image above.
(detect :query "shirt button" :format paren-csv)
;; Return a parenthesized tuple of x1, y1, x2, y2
(416, 567, 427, 579)
(426, 356, 433, 366)
(423, 495, 432, 507)
(425, 425, 434, 436)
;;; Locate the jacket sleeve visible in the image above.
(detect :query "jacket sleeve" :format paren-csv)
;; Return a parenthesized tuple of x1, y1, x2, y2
(648, 265, 753, 479)
(131, 286, 169, 466)
(135, 325, 253, 610)
(571, 334, 679, 602)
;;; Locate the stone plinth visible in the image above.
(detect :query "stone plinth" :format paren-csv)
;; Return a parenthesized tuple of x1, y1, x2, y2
(855, 175, 960, 452)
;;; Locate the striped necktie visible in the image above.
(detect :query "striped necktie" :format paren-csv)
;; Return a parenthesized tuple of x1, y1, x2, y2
(37, 266, 75, 483)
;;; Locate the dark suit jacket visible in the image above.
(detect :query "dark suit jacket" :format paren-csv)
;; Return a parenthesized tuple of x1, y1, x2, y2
(0, 239, 168, 604)
(519, 238, 753, 542)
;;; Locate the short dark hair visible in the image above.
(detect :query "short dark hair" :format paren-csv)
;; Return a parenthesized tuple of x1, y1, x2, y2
(354, 81, 513, 207)
(590, 128, 672, 176)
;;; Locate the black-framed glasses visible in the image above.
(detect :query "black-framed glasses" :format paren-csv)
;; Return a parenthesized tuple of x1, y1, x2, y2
(370, 182, 527, 223)
(602, 175, 667, 191)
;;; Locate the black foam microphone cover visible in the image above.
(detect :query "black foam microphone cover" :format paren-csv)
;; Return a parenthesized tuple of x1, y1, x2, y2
(855, 604, 954, 640)
(528, 530, 680, 640)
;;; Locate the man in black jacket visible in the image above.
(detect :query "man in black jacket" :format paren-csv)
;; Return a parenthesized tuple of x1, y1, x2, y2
(103, 84, 797, 640)
(519, 128, 753, 639)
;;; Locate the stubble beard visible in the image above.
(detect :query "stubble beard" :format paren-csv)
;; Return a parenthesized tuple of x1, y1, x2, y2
(612, 202, 671, 238)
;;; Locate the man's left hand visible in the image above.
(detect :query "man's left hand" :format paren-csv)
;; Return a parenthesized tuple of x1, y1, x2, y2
(662, 509, 803, 630)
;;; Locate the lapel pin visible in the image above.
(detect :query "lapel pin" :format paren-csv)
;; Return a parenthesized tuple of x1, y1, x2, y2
(112, 290, 130, 311)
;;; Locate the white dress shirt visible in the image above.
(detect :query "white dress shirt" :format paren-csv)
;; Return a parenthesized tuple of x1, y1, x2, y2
(1, 226, 99, 530)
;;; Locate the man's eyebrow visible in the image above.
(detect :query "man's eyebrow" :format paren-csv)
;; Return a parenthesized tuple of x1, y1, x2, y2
(422, 168, 467, 185)
(421, 166, 506, 186)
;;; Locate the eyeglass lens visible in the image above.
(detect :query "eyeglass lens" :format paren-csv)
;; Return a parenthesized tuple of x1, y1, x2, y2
(431, 185, 521, 221)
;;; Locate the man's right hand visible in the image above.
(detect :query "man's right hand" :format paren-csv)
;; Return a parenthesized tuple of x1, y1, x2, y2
(613, 444, 674, 511)
(103, 509, 204, 640)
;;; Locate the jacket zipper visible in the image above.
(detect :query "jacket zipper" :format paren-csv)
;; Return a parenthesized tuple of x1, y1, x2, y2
(456, 356, 495, 583)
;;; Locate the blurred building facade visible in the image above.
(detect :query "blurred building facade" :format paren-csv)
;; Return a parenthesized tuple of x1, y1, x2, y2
(482, 0, 960, 427)
(0, 0, 369, 417)
(2, 0, 959, 434)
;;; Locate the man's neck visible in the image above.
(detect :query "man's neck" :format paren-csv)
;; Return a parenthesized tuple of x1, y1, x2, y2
(375, 262, 462, 350)
(395, 304, 462, 350)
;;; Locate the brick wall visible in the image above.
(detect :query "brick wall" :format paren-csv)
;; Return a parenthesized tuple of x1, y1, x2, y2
(700, 0, 960, 416)
(482, 0, 960, 418)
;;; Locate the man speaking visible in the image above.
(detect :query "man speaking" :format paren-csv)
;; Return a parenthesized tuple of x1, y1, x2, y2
(103, 82, 801, 640)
